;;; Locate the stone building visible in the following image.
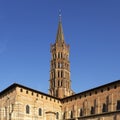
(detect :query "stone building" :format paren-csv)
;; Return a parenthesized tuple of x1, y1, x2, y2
(0, 16, 120, 120)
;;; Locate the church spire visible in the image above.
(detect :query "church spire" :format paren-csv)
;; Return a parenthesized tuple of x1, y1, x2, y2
(49, 14, 74, 98)
(56, 12, 65, 43)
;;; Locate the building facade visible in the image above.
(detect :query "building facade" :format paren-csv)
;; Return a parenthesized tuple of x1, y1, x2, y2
(0, 16, 120, 120)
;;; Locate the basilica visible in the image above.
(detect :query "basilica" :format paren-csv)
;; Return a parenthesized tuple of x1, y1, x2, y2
(0, 16, 120, 120)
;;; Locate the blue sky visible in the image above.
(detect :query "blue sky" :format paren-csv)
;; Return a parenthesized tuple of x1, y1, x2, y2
(0, 0, 120, 93)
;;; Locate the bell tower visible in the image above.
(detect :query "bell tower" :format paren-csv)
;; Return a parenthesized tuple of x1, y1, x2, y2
(49, 14, 74, 98)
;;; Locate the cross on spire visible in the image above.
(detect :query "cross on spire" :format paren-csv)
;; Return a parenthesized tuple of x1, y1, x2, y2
(59, 9, 62, 22)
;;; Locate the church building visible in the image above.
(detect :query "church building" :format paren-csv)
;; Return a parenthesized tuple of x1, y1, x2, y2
(0, 15, 120, 120)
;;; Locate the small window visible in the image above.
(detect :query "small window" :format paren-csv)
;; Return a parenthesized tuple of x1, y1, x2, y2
(114, 85, 117, 89)
(26, 105, 30, 114)
(31, 92, 34, 96)
(56, 112, 59, 119)
(26, 90, 28, 94)
(20, 88, 23, 92)
(101, 89, 103, 92)
(39, 108, 42, 116)
(95, 91, 97, 94)
(107, 87, 110, 91)
(36, 94, 39, 97)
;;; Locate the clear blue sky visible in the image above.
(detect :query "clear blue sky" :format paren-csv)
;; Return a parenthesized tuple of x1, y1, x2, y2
(0, 0, 120, 93)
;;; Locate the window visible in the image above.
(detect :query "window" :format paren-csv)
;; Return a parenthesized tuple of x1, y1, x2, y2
(56, 112, 59, 119)
(36, 94, 39, 97)
(26, 90, 28, 94)
(114, 85, 117, 89)
(61, 53, 63, 58)
(61, 71, 63, 77)
(91, 106, 95, 114)
(26, 105, 30, 114)
(58, 53, 60, 58)
(39, 108, 42, 116)
(61, 81, 63, 86)
(102, 103, 108, 113)
(31, 92, 34, 96)
(70, 111, 73, 118)
(58, 63, 60, 68)
(20, 88, 23, 92)
(117, 100, 120, 110)
(80, 109, 83, 116)
(107, 87, 110, 91)
(58, 71, 60, 78)
(101, 89, 103, 92)
(63, 112, 66, 119)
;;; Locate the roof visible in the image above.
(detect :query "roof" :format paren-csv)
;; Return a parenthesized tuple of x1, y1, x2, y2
(0, 80, 120, 100)
(0, 83, 60, 100)
(62, 79, 120, 100)
(55, 19, 65, 43)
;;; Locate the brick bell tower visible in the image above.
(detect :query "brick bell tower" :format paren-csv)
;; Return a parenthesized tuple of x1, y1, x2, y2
(49, 14, 74, 98)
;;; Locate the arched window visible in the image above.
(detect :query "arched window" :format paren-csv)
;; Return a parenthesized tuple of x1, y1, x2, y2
(61, 81, 63, 86)
(58, 80, 60, 87)
(58, 63, 60, 68)
(70, 111, 73, 118)
(102, 103, 108, 113)
(80, 108, 83, 116)
(117, 100, 120, 110)
(58, 52, 60, 58)
(56, 112, 59, 119)
(58, 71, 60, 78)
(91, 106, 95, 114)
(38, 108, 42, 116)
(63, 112, 66, 119)
(61, 53, 63, 58)
(26, 105, 30, 114)
(61, 71, 63, 77)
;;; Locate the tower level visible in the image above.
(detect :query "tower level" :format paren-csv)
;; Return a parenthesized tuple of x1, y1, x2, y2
(49, 14, 74, 98)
